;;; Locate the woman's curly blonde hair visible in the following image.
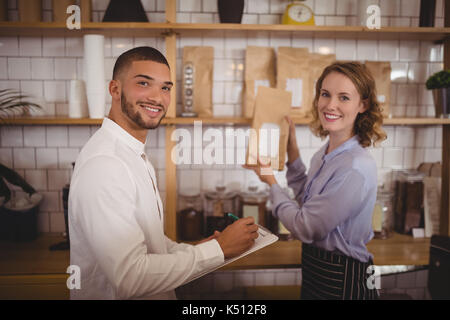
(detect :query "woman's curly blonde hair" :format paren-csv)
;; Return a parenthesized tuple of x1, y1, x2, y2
(309, 61, 387, 148)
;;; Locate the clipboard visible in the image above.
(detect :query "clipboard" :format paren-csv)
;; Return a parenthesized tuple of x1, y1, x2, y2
(186, 224, 279, 284)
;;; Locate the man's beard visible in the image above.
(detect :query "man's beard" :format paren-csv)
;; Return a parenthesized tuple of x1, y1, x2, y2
(120, 93, 166, 130)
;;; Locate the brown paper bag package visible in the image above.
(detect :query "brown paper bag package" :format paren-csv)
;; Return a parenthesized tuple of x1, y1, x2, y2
(182, 46, 214, 118)
(243, 46, 276, 118)
(310, 53, 336, 96)
(246, 87, 292, 171)
(364, 61, 391, 118)
(276, 47, 312, 119)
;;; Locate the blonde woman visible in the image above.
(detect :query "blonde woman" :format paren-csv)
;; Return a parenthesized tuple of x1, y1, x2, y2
(244, 62, 386, 300)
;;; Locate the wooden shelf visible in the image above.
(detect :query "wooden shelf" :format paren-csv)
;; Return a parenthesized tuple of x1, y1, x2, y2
(2, 116, 450, 126)
(0, 233, 430, 276)
(0, 22, 449, 41)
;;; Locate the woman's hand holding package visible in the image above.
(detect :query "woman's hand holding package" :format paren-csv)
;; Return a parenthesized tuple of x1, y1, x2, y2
(285, 116, 300, 165)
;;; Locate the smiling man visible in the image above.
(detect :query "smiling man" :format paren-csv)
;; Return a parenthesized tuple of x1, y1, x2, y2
(68, 47, 258, 300)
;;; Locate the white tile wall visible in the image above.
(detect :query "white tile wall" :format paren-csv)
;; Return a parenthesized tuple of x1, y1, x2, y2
(0, 0, 445, 237)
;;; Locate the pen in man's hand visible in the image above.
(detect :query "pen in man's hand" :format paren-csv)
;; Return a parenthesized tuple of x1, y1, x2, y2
(227, 213, 240, 221)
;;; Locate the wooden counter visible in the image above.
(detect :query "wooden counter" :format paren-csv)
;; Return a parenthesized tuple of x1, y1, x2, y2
(0, 233, 430, 275)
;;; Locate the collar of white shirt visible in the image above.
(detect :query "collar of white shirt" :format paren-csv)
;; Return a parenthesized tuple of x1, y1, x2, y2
(101, 117, 147, 157)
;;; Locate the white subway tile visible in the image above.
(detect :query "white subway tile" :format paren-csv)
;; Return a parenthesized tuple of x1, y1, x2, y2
(223, 169, 245, 191)
(313, 38, 336, 55)
(179, 169, 201, 194)
(19, 37, 42, 56)
(46, 126, 68, 147)
(255, 271, 275, 286)
(404, 147, 423, 169)
(31, 58, 54, 80)
(8, 57, 31, 79)
(44, 81, 66, 102)
(379, 40, 399, 61)
(291, 37, 313, 51)
(191, 13, 214, 23)
(390, 17, 411, 27)
(336, 0, 357, 15)
(390, 62, 408, 83)
(213, 104, 234, 117)
(269, 31, 291, 49)
(419, 42, 443, 62)
(213, 81, 225, 104)
(65, 37, 83, 57)
(224, 33, 246, 59)
(40, 191, 59, 212)
(394, 126, 415, 147)
(400, 0, 420, 17)
(397, 84, 418, 105)
(58, 148, 79, 169)
(200, 169, 222, 191)
(1, 126, 23, 147)
(336, 39, 356, 60)
(25, 169, 47, 191)
(325, 16, 346, 26)
(43, 37, 65, 57)
(0, 148, 13, 167)
(20, 80, 44, 101)
(54, 58, 77, 80)
(248, 0, 269, 14)
(111, 37, 134, 57)
(415, 127, 436, 148)
(0, 57, 6, 79)
(275, 270, 297, 285)
(315, 0, 336, 15)
(380, 0, 401, 16)
(259, 14, 280, 25)
(179, 0, 201, 12)
(357, 40, 377, 61)
(383, 147, 403, 168)
(0, 37, 19, 56)
(48, 170, 69, 191)
(24, 126, 46, 147)
(13, 148, 36, 169)
(203, 0, 217, 12)
(36, 148, 57, 169)
(68, 126, 91, 147)
(242, 14, 258, 24)
(203, 31, 225, 58)
(407, 62, 427, 84)
(399, 40, 420, 61)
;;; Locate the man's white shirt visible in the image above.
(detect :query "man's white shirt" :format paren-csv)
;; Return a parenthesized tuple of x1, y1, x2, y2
(69, 117, 224, 299)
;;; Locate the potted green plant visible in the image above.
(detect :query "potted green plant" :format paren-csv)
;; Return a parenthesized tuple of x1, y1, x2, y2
(0, 89, 43, 242)
(426, 70, 450, 118)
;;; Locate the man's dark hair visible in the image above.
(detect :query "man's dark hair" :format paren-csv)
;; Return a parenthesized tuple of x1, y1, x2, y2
(112, 46, 170, 80)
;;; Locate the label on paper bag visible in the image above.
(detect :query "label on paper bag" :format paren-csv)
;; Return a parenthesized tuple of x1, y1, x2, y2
(286, 78, 303, 108)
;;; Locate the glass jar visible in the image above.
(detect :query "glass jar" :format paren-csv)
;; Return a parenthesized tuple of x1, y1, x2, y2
(372, 187, 394, 239)
(239, 185, 269, 227)
(394, 170, 425, 235)
(177, 192, 204, 241)
(203, 185, 239, 237)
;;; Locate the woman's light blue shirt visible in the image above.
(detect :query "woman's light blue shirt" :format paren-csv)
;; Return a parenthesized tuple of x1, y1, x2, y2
(270, 135, 377, 263)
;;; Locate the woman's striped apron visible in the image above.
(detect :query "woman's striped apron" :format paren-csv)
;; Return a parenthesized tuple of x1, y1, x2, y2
(301, 243, 379, 300)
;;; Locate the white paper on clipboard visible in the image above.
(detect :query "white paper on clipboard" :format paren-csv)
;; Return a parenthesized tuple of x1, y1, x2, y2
(186, 224, 279, 284)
